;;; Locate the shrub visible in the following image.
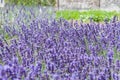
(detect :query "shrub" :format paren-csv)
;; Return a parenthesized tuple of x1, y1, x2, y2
(56, 10, 120, 22)
(5, 0, 56, 6)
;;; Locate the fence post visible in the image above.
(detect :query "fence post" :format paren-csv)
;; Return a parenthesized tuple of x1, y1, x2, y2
(56, 0, 59, 10)
(99, 0, 101, 8)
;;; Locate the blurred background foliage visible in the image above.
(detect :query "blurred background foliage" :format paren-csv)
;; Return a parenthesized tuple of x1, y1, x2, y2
(56, 10, 120, 22)
(5, 0, 56, 6)
(3, 0, 120, 22)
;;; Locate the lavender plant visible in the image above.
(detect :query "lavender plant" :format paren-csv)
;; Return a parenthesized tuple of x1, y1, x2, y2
(0, 8, 120, 80)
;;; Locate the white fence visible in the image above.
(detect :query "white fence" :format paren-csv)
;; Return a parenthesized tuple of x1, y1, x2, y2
(56, 0, 120, 11)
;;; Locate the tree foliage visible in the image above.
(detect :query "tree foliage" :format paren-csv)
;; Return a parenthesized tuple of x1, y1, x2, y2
(5, 0, 56, 6)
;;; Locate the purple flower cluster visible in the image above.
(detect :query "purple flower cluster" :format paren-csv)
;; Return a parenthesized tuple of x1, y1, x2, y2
(0, 18, 120, 80)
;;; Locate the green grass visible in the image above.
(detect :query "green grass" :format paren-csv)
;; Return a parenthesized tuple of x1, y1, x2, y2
(56, 10, 120, 22)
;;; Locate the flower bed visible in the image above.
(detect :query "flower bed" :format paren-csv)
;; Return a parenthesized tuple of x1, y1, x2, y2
(0, 16, 120, 79)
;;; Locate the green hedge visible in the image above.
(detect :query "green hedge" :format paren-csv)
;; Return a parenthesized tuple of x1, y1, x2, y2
(56, 10, 120, 22)
(5, 0, 56, 6)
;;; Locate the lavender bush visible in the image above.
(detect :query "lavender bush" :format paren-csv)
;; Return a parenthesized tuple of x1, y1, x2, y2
(0, 17, 120, 80)
(0, 7, 120, 80)
(0, 5, 55, 26)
